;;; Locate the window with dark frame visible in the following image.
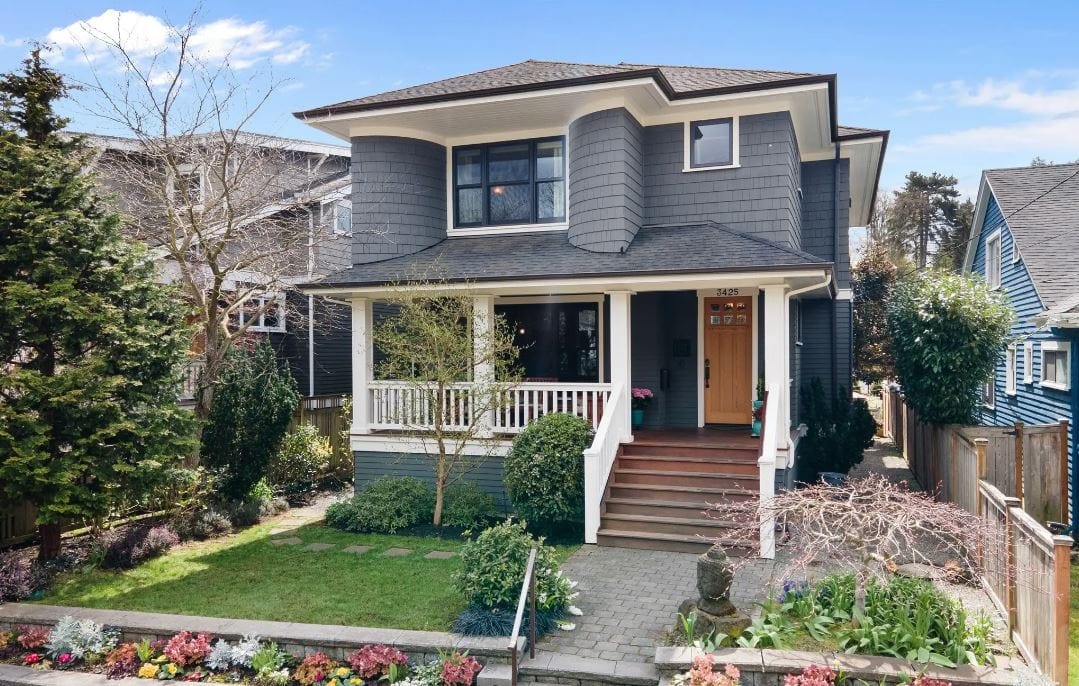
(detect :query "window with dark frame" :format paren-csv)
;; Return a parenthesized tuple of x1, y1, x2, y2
(689, 118, 734, 168)
(453, 137, 565, 228)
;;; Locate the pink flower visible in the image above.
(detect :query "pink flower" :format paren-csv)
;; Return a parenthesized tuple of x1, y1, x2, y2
(23, 653, 42, 665)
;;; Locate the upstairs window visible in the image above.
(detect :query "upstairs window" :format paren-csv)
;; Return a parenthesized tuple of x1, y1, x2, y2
(981, 376, 995, 409)
(333, 200, 352, 236)
(985, 230, 1002, 289)
(229, 292, 286, 334)
(170, 163, 205, 208)
(1041, 340, 1071, 391)
(686, 117, 736, 170)
(1024, 342, 1033, 384)
(1005, 344, 1016, 395)
(453, 137, 565, 228)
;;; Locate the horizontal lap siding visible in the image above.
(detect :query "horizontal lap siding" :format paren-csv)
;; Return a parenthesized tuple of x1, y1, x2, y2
(800, 159, 851, 287)
(353, 451, 511, 513)
(971, 196, 1074, 522)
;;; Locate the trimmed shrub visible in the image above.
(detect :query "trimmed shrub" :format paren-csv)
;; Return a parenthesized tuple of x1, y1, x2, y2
(324, 477, 434, 534)
(443, 483, 499, 529)
(796, 379, 877, 482)
(97, 524, 179, 570)
(269, 424, 332, 498)
(452, 604, 565, 638)
(173, 509, 232, 541)
(503, 413, 592, 530)
(453, 521, 574, 612)
(0, 550, 30, 603)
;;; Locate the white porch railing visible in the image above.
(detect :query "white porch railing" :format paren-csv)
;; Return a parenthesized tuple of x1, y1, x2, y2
(368, 381, 612, 434)
(757, 382, 782, 559)
(583, 382, 628, 544)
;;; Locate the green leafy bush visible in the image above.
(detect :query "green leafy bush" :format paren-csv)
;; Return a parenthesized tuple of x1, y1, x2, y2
(325, 477, 434, 533)
(888, 271, 1013, 424)
(201, 342, 299, 501)
(269, 424, 332, 497)
(453, 520, 574, 611)
(443, 483, 499, 529)
(797, 379, 877, 482)
(504, 413, 592, 530)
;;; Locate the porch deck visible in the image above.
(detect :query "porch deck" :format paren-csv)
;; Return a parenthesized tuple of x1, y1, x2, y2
(633, 426, 761, 449)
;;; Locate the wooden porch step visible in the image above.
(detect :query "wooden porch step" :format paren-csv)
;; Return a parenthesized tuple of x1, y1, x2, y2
(600, 512, 741, 537)
(614, 468, 758, 490)
(617, 455, 758, 475)
(622, 441, 759, 460)
(595, 529, 753, 554)
(607, 482, 757, 504)
(603, 497, 715, 520)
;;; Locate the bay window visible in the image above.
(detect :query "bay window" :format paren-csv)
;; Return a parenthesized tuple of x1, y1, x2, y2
(453, 137, 565, 228)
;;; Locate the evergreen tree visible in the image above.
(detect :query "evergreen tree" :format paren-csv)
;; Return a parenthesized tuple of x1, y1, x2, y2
(852, 246, 897, 383)
(0, 50, 195, 559)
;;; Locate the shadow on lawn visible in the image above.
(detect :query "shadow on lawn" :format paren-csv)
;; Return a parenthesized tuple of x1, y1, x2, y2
(41, 523, 468, 631)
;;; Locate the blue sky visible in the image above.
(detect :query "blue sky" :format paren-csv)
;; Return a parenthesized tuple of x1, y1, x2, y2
(3, 1, 1079, 210)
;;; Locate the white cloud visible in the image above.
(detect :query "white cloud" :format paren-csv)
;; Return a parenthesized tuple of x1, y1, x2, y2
(0, 34, 29, 48)
(900, 114, 1079, 154)
(911, 75, 1079, 117)
(45, 9, 309, 71)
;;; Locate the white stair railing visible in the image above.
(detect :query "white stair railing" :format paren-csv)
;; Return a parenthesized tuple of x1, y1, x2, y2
(758, 383, 783, 559)
(583, 382, 627, 544)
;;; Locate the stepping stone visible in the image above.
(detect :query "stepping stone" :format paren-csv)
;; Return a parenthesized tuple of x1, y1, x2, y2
(270, 537, 302, 546)
(269, 528, 292, 535)
(343, 545, 372, 555)
(424, 551, 456, 560)
(383, 547, 412, 557)
(305, 543, 335, 551)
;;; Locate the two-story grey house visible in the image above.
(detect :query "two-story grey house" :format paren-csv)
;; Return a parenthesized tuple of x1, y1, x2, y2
(296, 60, 887, 555)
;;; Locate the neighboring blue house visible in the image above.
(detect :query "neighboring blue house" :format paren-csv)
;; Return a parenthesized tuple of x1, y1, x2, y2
(964, 163, 1079, 530)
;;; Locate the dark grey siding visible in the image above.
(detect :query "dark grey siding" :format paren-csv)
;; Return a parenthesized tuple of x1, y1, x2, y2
(630, 291, 698, 428)
(567, 108, 644, 252)
(350, 136, 446, 264)
(800, 158, 851, 288)
(311, 298, 351, 395)
(641, 112, 802, 248)
(798, 298, 853, 404)
(354, 451, 511, 513)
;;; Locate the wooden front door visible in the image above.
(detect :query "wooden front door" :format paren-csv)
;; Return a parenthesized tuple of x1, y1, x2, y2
(703, 296, 753, 424)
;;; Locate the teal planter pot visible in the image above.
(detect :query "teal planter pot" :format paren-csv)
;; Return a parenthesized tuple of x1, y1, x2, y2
(631, 408, 645, 429)
(750, 400, 763, 437)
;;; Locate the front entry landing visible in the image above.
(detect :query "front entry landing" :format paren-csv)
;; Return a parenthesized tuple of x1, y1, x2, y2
(703, 296, 753, 424)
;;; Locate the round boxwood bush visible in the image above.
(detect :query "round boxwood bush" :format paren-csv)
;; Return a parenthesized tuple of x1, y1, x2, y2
(504, 413, 592, 529)
(325, 476, 435, 533)
(268, 424, 332, 498)
(443, 482, 499, 529)
(453, 520, 574, 612)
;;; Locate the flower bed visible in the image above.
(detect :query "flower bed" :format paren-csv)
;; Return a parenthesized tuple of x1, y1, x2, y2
(0, 618, 484, 686)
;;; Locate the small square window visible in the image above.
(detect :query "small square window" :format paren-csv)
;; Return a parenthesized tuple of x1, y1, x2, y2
(687, 118, 735, 169)
(1041, 340, 1071, 391)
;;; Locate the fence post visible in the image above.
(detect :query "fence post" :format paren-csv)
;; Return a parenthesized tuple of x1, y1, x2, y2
(1059, 420, 1070, 527)
(1013, 421, 1024, 504)
(974, 439, 988, 513)
(1051, 535, 1071, 686)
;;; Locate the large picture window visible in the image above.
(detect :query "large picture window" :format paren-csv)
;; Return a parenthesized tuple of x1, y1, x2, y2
(496, 302, 599, 382)
(453, 137, 565, 228)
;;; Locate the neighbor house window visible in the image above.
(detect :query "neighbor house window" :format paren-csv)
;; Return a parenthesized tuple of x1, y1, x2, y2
(981, 377, 995, 409)
(171, 163, 205, 208)
(1024, 342, 1033, 383)
(453, 137, 565, 228)
(1041, 340, 1071, 391)
(1005, 345, 1016, 395)
(233, 293, 286, 333)
(333, 200, 352, 235)
(985, 230, 1002, 289)
(686, 117, 736, 169)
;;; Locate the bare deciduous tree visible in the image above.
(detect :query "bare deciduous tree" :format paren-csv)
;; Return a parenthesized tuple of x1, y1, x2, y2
(64, 10, 342, 420)
(713, 475, 994, 624)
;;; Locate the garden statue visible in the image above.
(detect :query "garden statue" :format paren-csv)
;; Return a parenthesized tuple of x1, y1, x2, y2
(676, 544, 750, 637)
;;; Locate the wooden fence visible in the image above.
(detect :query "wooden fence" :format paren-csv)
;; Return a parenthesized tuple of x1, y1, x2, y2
(880, 386, 1070, 527)
(881, 387, 1072, 684)
(292, 394, 352, 480)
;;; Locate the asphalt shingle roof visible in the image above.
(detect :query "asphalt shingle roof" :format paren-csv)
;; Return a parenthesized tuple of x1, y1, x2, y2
(310, 222, 830, 288)
(295, 60, 830, 118)
(985, 163, 1079, 311)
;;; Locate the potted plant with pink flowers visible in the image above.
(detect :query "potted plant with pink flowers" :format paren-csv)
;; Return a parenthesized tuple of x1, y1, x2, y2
(631, 388, 653, 429)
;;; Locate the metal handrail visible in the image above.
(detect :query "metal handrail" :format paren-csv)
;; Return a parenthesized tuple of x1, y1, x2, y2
(508, 546, 537, 686)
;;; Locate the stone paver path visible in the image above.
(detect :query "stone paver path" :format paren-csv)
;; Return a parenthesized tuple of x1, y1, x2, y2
(424, 551, 455, 559)
(304, 543, 334, 551)
(269, 537, 302, 546)
(343, 545, 371, 555)
(537, 545, 775, 663)
(383, 547, 412, 557)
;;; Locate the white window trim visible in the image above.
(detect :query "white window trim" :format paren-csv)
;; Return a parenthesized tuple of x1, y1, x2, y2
(1005, 344, 1016, 396)
(982, 377, 995, 409)
(1024, 341, 1033, 384)
(683, 117, 740, 172)
(240, 292, 287, 334)
(326, 198, 353, 236)
(169, 163, 205, 210)
(1040, 339, 1071, 391)
(1012, 243, 1021, 264)
(985, 229, 1002, 289)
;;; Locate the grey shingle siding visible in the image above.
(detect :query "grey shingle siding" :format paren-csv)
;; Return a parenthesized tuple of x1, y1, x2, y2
(568, 108, 644, 252)
(350, 136, 446, 264)
(311, 298, 351, 395)
(630, 291, 698, 428)
(641, 112, 802, 248)
(353, 451, 511, 513)
(800, 158, 851, 288)
(798, 298, 852, 403)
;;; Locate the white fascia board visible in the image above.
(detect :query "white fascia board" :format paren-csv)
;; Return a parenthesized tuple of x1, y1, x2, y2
(962, 174, 993, 274)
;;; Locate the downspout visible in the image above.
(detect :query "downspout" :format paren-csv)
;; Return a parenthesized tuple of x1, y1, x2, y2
(1071, 329, 1079, 535)
(832, 142, 841, 397)
(304, 206, 316, 398)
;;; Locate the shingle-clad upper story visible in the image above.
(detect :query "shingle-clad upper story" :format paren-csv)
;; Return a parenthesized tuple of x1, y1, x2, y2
(295, 59, 886, 287)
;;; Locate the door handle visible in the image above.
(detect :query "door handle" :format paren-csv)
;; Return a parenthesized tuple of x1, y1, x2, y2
(704, 359, 710, 388)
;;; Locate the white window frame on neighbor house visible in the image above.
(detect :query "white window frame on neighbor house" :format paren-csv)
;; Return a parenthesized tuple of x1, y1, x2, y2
(683, 117, 740, 172)
(982, 376, 995, 409)
(168, 163, 205, 210)
(238, 292, 287, 334)
(330, 199, 352, 236)
(985, 229, 1002, 289)
(1024, 341, 1034, 384)
(1005, 344, 1016, 395)
(1040, 340, 1071, 391)
(1013, 243, 1021, 264)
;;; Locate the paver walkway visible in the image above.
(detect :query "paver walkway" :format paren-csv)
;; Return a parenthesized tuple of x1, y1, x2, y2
(537, 545, 776, 662)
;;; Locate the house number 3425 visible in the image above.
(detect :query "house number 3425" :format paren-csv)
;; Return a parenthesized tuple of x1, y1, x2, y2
(714, 288, 740, 296)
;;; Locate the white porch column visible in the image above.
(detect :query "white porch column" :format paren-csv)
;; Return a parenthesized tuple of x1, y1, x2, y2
(351, 297, 374, 435)
(472, 295, 496, 438)
(761, 285, 790, 445)
(608, 291, 633, 442)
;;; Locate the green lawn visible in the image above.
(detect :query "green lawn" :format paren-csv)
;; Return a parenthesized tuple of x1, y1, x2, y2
(1071, 565, 1078, 686)
(41, 522, 575, 632)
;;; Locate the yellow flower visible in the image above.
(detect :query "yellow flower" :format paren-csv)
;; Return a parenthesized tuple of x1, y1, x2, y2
(139, 663, 159, 679)
(335, 667, 350, 677)
(349, 679, 362, 685)
(167, 664, 179, 675)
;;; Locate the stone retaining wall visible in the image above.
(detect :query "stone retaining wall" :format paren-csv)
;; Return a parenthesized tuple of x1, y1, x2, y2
(0, 604, 520, 666)
(654, 647, 1026, 686)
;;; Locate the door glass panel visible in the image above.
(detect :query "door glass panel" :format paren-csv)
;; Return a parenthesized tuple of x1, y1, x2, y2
(489, 184, 530, 223)
(488, 144, 530, 183)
